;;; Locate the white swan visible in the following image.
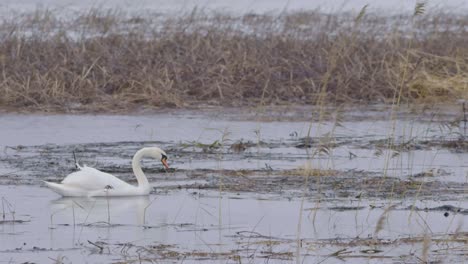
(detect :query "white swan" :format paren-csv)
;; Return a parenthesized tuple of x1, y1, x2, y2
(44, 147, 169, 197)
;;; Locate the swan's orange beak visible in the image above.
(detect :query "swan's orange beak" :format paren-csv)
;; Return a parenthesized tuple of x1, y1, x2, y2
(161, 158, 169, 170)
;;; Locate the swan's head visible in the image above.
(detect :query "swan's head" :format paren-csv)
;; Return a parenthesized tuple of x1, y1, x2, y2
(146, 147, 169, 169)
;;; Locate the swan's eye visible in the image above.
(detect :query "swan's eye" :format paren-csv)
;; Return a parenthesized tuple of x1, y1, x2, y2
(161, 154, 167, 161)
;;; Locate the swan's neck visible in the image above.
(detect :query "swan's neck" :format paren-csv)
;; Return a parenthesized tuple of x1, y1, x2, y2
(132, 148, 151, 191)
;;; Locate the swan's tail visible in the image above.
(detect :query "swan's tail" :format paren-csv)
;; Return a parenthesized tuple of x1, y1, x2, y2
(43, 181, 90, 197)
(43, 181, 66, 196)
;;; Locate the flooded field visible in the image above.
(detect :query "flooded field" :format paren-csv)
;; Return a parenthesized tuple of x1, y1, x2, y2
(1, 105, 467, 263)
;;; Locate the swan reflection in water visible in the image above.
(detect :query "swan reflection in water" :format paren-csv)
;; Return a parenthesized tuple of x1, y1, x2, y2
(49, 195, 153, 226)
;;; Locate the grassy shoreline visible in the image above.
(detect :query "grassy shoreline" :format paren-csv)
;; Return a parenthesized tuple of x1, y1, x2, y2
(0, 8, 466, 112)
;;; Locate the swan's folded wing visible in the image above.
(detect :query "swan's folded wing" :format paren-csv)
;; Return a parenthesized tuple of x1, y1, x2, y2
(61, 166, 131, 191)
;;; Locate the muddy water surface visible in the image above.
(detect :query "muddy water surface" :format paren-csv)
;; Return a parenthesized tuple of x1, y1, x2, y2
(0, 106, 467, 263)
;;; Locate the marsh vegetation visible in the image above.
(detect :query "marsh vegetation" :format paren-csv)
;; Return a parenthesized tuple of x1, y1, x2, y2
(0, 7, 466, 112)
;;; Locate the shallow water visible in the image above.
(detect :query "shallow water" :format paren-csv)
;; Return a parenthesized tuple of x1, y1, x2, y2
(0, 107, 467, 263)
(0, 107, 466, 183)
(1, 185, 467, 264)
(1, 0, 467, 15)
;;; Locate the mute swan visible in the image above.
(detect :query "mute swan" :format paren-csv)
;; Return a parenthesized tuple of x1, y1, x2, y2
(44, 147, 169, 197)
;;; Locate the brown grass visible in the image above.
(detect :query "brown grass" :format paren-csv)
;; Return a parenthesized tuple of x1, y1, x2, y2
(0, 8, 466, 112)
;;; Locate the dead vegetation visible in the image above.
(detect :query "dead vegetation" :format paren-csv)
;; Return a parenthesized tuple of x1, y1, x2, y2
(0, 8, 466, 112)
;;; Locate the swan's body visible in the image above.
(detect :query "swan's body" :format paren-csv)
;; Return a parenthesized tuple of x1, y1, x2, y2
(44, 147, 169, 197)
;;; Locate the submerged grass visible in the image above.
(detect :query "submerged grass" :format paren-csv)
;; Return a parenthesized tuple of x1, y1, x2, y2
(0, 8, 466, 112)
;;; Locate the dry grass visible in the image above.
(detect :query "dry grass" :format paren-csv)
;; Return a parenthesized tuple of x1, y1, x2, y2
(0, 8, 466, 112)
(285, 166, 337, 177)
